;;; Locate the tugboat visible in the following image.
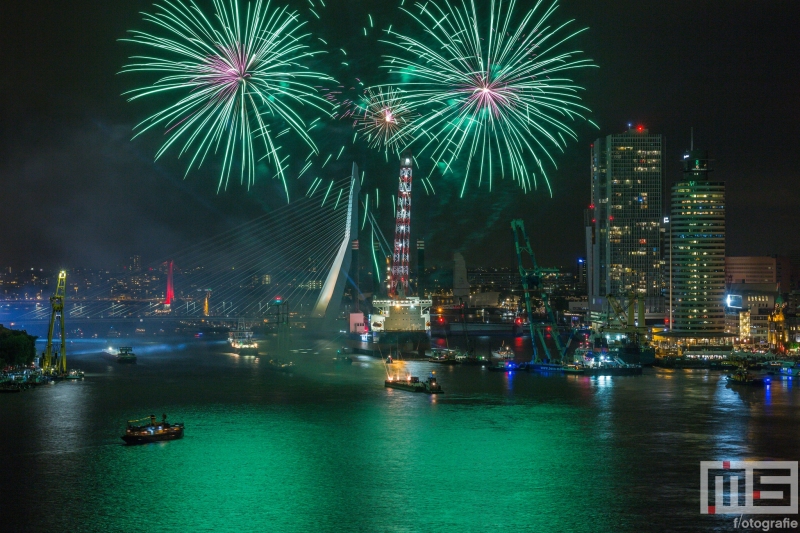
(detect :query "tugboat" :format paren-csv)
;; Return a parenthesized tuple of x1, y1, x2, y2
(333, 347, 353, 364)
(488, 359, 520, 372)
(122, 414, 184, 445)
(727, 368, 768, 386)
(116, 347, 137, 364)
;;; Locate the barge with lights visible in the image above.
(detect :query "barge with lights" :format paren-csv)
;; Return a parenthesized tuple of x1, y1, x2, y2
(122, 414, 184, 445)
(385, 374, 443, 394)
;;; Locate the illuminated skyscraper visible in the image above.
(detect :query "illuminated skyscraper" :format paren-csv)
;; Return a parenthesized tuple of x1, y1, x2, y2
(587, 126, 663, 313)
(669, 150, 726, 334)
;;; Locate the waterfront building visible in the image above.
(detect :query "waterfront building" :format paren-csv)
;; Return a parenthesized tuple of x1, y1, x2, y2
(724, 283, 780, 346)
(587, 126, 664, 316)
(669, 149, 726, 335)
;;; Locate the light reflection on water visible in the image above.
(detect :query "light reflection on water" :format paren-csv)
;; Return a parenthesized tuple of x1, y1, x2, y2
(1, 334, 799, 532)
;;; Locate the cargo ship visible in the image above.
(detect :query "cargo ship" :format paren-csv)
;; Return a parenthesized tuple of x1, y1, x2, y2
(122, 414, 184, 445)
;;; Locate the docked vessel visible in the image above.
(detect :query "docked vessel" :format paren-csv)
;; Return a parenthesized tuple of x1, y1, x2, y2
(384, 374, 443, 394)
(527, 362, 566, 373)
(53, 369, 85, 380)
(122, 414, 184, 445)
(491, 345, 515, 360)
(765, 361, 800, 378)
(563, 364, 586, 375)
(580, 353, 642, 376)
(612, 343, 656, 366)
(228, 319, 258, 355)
(429, 348, 462, 365)
(488, 360, 520, 372)
(116, 347, 137, 364)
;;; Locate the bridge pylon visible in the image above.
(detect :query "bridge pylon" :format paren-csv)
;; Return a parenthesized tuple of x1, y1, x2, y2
(43, 271, 67, 374)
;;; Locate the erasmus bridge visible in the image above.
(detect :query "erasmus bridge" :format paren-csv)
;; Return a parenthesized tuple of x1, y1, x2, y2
(17, 164, 373, 329)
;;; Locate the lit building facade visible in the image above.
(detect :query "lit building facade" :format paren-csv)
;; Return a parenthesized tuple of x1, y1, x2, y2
(670, 150, 726, 334)
(588, 126, 663, 313)
(724, 284, 777, 345)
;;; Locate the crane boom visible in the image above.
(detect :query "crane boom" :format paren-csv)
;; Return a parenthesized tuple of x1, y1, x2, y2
(511, 219, 569, 362)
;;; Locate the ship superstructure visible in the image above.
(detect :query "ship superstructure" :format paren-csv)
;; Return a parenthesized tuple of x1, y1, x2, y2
(369, 151, 431, 337)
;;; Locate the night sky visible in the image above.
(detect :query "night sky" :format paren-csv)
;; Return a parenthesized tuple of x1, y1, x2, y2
(2, 0, 799, 270)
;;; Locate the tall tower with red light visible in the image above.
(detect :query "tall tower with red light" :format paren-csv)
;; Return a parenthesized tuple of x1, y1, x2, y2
(164, 260, 174, 306)
(390, 151, 413, 297)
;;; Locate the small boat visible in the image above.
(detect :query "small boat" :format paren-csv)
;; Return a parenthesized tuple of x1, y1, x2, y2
(429, 348, 462, 365)
(116, 347, 137, 364)
(460, 354, 491, 366)
(563, 364, 586, 375)
(488, 360, 520, 372)
(267, 359, 294, 373)
(727, 369, 768, 386)
(53, 369, 85, 380)
(122, 414, 184, 445)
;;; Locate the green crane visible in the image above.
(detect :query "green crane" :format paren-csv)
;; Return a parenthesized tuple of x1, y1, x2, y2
(511, 220, 568, 363)
(43, 270, 67, 374)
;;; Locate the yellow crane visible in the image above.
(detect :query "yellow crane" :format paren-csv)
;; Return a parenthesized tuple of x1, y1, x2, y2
(43, 270, 67, 374)
(600, 292, 648, 342)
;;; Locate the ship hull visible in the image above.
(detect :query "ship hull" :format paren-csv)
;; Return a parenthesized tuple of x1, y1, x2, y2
(614, 348, 655, 366)
(384, 380, 443, 394)
(584, 366, 642, 376)
(122, 430, 183, 445)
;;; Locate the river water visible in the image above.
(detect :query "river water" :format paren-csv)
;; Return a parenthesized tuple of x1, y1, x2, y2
(1, 333, 798, 532)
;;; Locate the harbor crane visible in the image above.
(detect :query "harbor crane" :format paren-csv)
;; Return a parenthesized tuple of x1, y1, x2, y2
(43, 270, 67, 374)
(598, 293, 648, 343)
(511, 219, 573, 362)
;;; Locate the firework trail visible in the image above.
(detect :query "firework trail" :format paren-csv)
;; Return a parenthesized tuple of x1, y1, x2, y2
(380, 0, 597, 195)
(347, 87, 415, 155)
(122, 0, 335, 198)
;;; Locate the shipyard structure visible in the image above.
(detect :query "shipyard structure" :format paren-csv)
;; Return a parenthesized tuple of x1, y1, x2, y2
(349, 151, 431, 350)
